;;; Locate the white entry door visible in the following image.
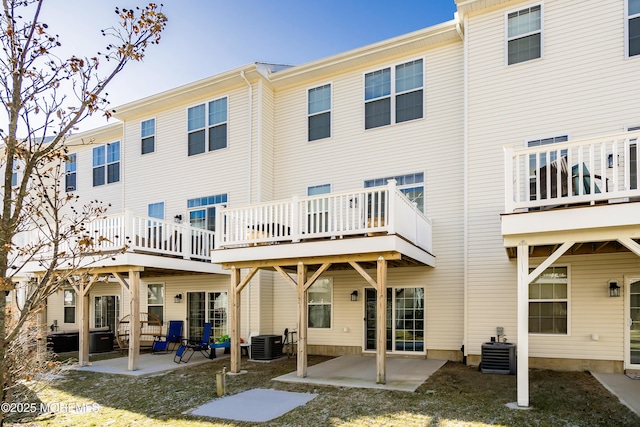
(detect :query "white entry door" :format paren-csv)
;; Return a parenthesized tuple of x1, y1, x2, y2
(626, 279, 640, 370)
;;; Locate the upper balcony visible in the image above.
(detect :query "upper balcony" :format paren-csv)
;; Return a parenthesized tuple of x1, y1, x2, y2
(211, 180, 435, 268)
(502, 131, 640, 250)
(21, 211, 223, 275)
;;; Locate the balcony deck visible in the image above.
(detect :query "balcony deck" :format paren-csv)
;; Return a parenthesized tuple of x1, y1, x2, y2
(211, 181, 435, 268)
(502, 131, 640, 256)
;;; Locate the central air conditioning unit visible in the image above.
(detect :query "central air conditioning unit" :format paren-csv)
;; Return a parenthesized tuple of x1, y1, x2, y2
(251, 334, 283, 360)
(480, 342, 516, 374)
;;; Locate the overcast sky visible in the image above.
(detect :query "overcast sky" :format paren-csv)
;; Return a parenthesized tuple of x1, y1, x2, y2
(39, 0, 457, 131)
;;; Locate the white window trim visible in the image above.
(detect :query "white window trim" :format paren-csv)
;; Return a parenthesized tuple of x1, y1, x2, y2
(186, 95, 230, 156)
(362, 56, 425, 130)
(92, 141, 120, 186)
(528, 264, 571, 337)
(504, 4, 544, 67)
(147, 283, 165, 323)
(307, 82, 333, 142)
(363, 172, 426, 212)
(65, 152, 77, 192)
(307, 277, 333, 330)
(626, 0, 640, 59)
(63, 288, 76, 324)
(141, 117, 156, 155)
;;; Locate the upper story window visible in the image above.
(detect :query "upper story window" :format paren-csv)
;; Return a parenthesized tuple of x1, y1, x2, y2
(628, 0, 640, 57)
(529, 266, 568, 335)
(364, 59, 423, 130)
(506, 5, 542, 65)
(187, 97, 228, 156)
(308, 84, 331, 141)
(11, 161, 18, 187)
(141, 118, 155, 154)
(364, 172, 425, 212)
(65, 153, 77, 192)
(187, 193, 227, 231)
(92, 142, 120, 187)
(148, 202, 165, 220)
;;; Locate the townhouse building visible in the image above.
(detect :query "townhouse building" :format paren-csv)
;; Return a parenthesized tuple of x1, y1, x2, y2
(14, 0, 640, 407)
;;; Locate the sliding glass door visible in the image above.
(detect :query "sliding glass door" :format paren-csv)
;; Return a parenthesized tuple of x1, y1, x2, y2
(364, 287, 425, 353)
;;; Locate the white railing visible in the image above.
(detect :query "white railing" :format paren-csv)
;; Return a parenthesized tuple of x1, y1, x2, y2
(215, 180, 433, 253)
(504, 131, 640, 212)
(48, 211, 215, 261)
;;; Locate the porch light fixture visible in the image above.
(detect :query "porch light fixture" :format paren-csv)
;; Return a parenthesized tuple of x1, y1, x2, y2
(174, 214, 182, 223)
(350, 290, 358, 301)
(609, 281, 620, 297)
(174, 293, 183, 303)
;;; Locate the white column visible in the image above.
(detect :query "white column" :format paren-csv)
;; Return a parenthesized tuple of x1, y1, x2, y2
(128, 270, 140, 371)
(517, 241, 529, 407)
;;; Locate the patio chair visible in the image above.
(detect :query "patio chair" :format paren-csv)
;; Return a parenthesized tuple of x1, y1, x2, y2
(240, 331, 258, 357)
(174, 322, 212, 363)
(151, 320, 184, 354)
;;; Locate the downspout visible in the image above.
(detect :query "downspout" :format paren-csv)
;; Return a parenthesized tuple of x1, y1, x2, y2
(460, 13, 470, 364)
(240, 70, 252, 336)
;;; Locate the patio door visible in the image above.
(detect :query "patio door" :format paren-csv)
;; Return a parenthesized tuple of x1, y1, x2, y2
(94, 295, 119, 333)
(626, 279, 640, 369)
(364, 287, 425, 353)
(187, 292, 206, 340)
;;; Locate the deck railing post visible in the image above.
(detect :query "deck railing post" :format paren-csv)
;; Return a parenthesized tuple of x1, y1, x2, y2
(387, 180, 397, 235)
(214, 205, 224, 250)
(291, 196, 300, 242)
(124, 210, 134, 250)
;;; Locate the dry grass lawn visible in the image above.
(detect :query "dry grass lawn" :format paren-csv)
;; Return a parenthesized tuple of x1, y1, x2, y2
(5, 353, 640, 427)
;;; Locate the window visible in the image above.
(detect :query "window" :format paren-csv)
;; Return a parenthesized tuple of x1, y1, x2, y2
(148, 202, 165, 220)
(364, 173, 425, 212)
(529, 266, 568, 334)
(208, 292, 228, 339)
(308, 84, 331, 141)
(308, 278, 332, 328)
(141, 118, 155, 154)
(147, 283, 164, 324)
(188, 194, 227, 231)
(507, 5, 542, 65)
(187, 97, 227, 156)
(65, 153, 77, 192)
(629, 126, 640, 190)
(364, 59, 423, 129)
(629, 1, 640, 57)
(93, 142, 120, 186)
(528, 135, 568, 200)
(63, 289, 76, 324)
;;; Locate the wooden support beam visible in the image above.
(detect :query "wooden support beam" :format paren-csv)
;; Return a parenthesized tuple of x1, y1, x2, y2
(274, 265, 298, 290)
(222, 251, 402, 270)
(236, 266, 259, 294)
(303, 263, 331, 292)
(527, 241, 574, 285)
(618, 237, 640, 258)
(230, 267, 242, 373)
(376, 257, 387, 384)
(349, 261, 378, 288)
(113, 272, 129, 290)
(128, 269, 140, 371)
(517, 241, 529, 408)
(297, 263, 308, 377)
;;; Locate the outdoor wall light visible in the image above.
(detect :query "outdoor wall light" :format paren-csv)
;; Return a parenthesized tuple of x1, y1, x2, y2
(174, 293, 183, 303)
(174, 214, 183, 223)
(350, 290, 358, 302)
(609, 281, 620, 297)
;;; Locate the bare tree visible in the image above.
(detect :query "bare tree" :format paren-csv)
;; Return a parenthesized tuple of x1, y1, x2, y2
(0, 0, 167, 419)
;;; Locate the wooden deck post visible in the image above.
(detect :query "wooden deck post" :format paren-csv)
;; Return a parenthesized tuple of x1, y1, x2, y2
(77, 280, 90, 366)
(230, 266, 241, 373)
(297, 262, 308, 377)
(376, 256, 387, 384)
(128, 269, 140, 371)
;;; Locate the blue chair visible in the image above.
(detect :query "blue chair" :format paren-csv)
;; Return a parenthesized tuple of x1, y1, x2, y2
(174, 322, 212, 363)
(152, 320, 184, 354)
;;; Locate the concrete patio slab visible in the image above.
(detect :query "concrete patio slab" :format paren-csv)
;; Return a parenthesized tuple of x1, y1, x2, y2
(273, 355, 446, 392)
(191, 388, 317, 422)
(592, 372, 640, 417)
(69, 350, 227, 376)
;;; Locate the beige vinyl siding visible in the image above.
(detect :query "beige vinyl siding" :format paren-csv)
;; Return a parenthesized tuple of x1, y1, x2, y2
(270, 40, 465, 352)
(465, 0, 640, 357)
(258, 80, 276, 203)
(122, 83, 251, 218)
(46, 283, 122, 331)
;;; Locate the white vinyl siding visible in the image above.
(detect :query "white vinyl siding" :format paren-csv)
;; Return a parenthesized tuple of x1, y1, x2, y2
(628, 0, 640, 57)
